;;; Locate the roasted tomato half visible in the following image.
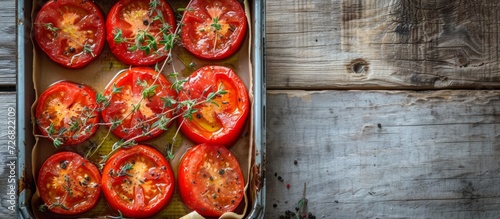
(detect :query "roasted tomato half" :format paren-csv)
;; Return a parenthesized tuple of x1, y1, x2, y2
(181, 0, 248, 60)
(35, 81, 100, 146)
(107, 0, 176, 66)
(178, 143, 245, 217)
(37, 152, 101, 215)
(101, 145, 175, 218)
(178, 65, 249, 146)
(101, 67, 177, 142)
(34, 0, 105, 68)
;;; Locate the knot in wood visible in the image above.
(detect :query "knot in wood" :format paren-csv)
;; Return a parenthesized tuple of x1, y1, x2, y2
(348, 58, 369, 74)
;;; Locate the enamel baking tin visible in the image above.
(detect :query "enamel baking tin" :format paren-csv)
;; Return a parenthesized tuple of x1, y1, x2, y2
(17, 0, 266, 218)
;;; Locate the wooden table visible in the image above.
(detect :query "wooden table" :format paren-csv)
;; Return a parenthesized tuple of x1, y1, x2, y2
(4, 0, 500, 218)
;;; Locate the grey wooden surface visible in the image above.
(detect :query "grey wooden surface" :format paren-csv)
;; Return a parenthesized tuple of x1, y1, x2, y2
(0, 0, 18, 217)
(0, 93, 18, 218)
(266, 0, 500, 90)
(0, 0, 16, 85)
(4, 0, 500, 218)
(265, 90, 500, 218)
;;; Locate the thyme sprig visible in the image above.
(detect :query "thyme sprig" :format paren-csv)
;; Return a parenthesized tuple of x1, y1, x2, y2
(212, 16, 222, 53)
(211, 16, 222, 31)
(38, 22, 96, 57)
(96, 82, 227, 166)
(37, 175, 74, 212)
(116, 163, 134, 177)
(42, 23, 60, 37)
(35, 103, 99, 148)
(38, 202, 70, 212)
(63, 175, 73, 198)
(112, 0, 174, 57)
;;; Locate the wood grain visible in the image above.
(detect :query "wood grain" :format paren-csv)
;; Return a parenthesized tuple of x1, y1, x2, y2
(10, 0, 500, 218)
(0, 92, 18, 217)
(266, 0, 500, 89)
(265, 90, 500, 218)
(0, 0, 16, 86)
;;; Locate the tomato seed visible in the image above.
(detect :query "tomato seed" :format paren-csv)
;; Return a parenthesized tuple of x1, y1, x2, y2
(229, 24, 236, 32)
(60, 160, 68, 169)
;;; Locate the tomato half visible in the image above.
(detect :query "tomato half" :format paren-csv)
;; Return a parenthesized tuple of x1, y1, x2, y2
(101, 67, 177, 142)
(34, 0, 105, 68)
(178, 143, 245, 217)
(101, 145, 175, 218)
(181, 0, 248, 60)
(107, 0, 176, 66)
(178, 65, 249, 146)
(37, 152, 101, 215)
(36, 81, 100, 146)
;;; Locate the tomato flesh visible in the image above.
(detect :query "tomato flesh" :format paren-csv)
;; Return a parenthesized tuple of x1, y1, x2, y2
(101, 67, 177, 141)
(34, 0, 105, 68)
(178, 65, 249, 146)
(35, 81, 100, 146)
(37, 152, 101, 215)
(181, 0, 248, 60)
(178, 143, 245, 217)
(107, 0, 176, 66)
(102, 145, 175, 218)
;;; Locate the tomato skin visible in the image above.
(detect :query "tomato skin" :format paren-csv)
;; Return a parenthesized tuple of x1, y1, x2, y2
(34, 0, 105, 68)
(178, 143, 245, 217)
(101, 145, 175, 218)
(101, 67, 177, 142)
(35, 81, 100, 146)
(37, 152, 101, 215)
(106, 0, 176, 66)
(181, 0, 247, 60)
(178, 65, 249, 146)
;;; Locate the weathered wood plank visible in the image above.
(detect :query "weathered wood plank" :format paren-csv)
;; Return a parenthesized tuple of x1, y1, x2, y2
(265, 90, 500, 218)
(0, 0, 16, 86)
(0, 92, 18, 216)
(266, 0, 500, 89)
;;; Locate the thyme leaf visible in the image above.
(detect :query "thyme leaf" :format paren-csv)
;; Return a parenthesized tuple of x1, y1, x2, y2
(211, 17, 222, 31)
(117, 162, 134, 177)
